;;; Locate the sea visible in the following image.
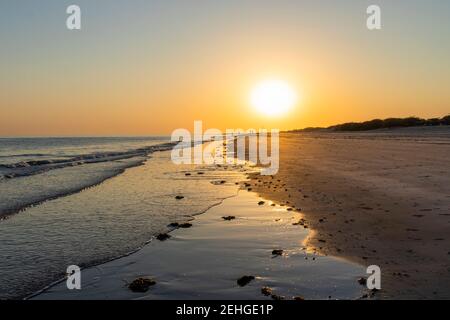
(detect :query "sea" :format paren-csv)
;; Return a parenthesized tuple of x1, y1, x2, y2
(0, 137, 247, 299)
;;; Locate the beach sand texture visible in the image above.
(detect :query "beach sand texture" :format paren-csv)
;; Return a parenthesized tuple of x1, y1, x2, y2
(247, 129, 450, 299)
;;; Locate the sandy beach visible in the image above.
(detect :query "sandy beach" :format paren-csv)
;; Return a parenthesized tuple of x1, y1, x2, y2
(18, 127, 449, 300)
(245, 127, 450, 299)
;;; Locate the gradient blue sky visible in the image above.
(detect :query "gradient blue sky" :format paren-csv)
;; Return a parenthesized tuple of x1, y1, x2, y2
(1, 0, 449, 136)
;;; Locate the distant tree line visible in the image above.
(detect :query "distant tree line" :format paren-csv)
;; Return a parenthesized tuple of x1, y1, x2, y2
(289, 115, 450, 132)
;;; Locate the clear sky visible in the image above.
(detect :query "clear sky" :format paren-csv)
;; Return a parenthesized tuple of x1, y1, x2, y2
(1, 0, 449, 136)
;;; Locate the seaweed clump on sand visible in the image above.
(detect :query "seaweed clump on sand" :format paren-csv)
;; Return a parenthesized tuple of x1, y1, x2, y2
(222, 216, 236, 221)
(168, 222, 193, 228)
(156, 233, 171, 241)
(261, 287, 273, 296)
(272, 249, 284, 256)
(237, 275, 255, 287)
(179, 222, 193, 228)
(270, 294, 285, 300)
(261, 286, 293, 300)
(128, 277, 156, 292)
(168, 222, 179, 228)
(358, 277, 367, 286)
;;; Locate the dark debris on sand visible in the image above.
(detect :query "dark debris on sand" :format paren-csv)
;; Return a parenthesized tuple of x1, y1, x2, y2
(292, 218, 307, 226)
(168, 222, 192, 228)
(222, 216, 236, 221)
(358, 277, 367, 286)
(156, 233, 171, 241)
(262, 286, 303, 300)
(179, 222, 193, 228)
(270, 294, 285, 300)
(237, 275, 255, 287)
(261, 287, 273, 296)
(272, 249, 284, 256)
(128, 277, 156, 292)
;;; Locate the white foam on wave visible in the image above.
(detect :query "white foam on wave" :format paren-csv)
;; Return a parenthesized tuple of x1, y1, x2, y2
(0, 142, 176, 218)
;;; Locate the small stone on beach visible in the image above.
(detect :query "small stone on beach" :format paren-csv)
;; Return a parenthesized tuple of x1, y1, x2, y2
(175, 195, 184, 200)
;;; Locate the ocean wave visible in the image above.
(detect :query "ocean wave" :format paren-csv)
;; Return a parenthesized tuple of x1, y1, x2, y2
(0, 142, 176, 179)
(0, 142, 176, 219)
(0, 153, 52, 158)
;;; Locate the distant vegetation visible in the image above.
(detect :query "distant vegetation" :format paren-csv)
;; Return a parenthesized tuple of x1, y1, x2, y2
(289, 115, 450, 133)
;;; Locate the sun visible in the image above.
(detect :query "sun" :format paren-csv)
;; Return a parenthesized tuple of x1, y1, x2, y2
(250, 79, 297, 117)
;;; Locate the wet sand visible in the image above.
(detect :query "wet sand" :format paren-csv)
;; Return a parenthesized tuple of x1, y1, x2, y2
(33, 191, 365, 300)
(246, 128, 450, 299)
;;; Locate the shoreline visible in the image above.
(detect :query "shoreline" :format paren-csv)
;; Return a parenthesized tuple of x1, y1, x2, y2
(33, 189, 365, 300)
(0, 150, 248, 300)
(25, 191, 240, 300)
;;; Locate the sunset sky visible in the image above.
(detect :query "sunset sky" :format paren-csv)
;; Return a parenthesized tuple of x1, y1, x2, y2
(1, 0, 449, 136)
